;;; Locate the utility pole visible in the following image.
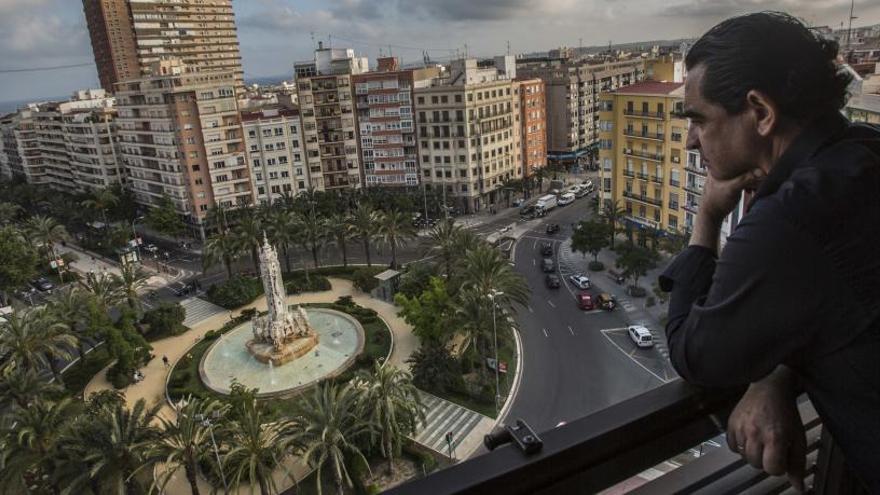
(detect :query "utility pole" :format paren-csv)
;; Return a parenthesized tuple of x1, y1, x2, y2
(845, 0, 857, 60)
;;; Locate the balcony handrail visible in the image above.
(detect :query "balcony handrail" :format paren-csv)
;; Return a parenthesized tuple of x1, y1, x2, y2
(387, 381, 744, 495)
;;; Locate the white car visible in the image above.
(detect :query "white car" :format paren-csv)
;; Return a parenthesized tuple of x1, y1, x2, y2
(558, 192, 576, 206)
(567, 185, 582, 195)
(568, 274, 591, 290)
(628, 325, 654, 348)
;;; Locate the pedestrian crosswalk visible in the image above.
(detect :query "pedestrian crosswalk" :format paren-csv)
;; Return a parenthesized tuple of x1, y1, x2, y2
(412, 391, 490, 457)
(181, 297, 228, 328)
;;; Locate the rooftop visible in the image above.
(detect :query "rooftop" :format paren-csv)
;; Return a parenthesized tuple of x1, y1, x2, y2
(611, 80, 684, 96)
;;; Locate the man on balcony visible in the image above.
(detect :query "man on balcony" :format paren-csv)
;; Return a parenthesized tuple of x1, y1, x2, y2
(660, 12, 879, 494)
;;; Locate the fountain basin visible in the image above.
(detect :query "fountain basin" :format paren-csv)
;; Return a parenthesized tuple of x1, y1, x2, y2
(199, 307, 364, 397)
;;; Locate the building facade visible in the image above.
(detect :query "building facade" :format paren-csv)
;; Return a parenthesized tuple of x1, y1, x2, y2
(515, 78, 547, 179)
(518, 56, 645, 160)
(115, 60, 249, 235)
(598, 81, 688, 233)
(82, 0, 244, 94)
(414, 58, 521, 213)
(294, 45, 368, 191)
(845, 93, 880, 124)
(241, 105, 310, 205)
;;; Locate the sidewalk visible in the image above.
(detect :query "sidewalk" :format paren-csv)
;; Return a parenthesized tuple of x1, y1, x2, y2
(56, 242, 172, 290)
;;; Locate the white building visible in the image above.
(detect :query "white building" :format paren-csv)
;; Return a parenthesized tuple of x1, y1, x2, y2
(241, 105, 310, 204)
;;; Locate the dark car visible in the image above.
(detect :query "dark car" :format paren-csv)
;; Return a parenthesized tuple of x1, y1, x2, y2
(541, 258, 555, 272)
(540, 242, 553, 256)
(546, 223, 560, 235)
(545, 274, 561, 289)
(30, 277, 54, 292)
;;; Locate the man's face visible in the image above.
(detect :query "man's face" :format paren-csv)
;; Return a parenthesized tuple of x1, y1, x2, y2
(684, 65, 760, 181)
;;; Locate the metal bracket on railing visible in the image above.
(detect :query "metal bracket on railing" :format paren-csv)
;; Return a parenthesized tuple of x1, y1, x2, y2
(484, 419, 543, 455)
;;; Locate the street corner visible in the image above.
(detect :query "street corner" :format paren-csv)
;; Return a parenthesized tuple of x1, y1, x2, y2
(600, 327, 678, 383)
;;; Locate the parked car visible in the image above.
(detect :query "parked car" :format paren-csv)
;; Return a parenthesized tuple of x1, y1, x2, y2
(545, 274, 561, 289)
(568, 274, 591, 290)
(558, 192, 576, 206)
(628, 325, 654, 348)
(546, 223, 560, 235)
(541, 258, 555, 273)
(576, 293, 594, 310)
(30, 277, 54, 292)
(540, 242, 553, 256)
(607, 269, 626, 285)
(520, 205, 537, 219)
(574, 185, 590, 198)
(597, 293, 616, 310)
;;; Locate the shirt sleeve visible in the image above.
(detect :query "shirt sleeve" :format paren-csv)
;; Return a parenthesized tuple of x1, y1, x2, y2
(659, 199, 825, 387)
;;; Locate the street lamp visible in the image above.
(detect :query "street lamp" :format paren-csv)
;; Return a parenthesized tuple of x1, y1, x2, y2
(487, 289, 504, 417)
(195, 411, 228, 493)
(131, 215, 145, 263)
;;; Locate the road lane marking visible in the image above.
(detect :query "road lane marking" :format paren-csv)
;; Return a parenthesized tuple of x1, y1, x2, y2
(568, 326, 574, 335)
(542, 328, 549, 338)
(547, 300, 556, 308)
(600, 328, 667, 384)
(533, 239, 537, 249)
(527, 306, 534, 313)
(532, 258, 536, 266)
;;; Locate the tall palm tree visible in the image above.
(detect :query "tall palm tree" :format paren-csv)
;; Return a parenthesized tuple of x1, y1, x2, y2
(81, 187, 119, 226)
(428, 219, 464, 279)
(81, 271, 125, 312)
(220, 392, 294, 495)
(64, 398, 161, 494)
(0, 367, 63, 410)
(48, 286, 90, 360)
(356, 364, 425, 476)
(266, 208, 299, 273)
(348, 204, 379, 267)
(459, 244, 529, 310)
(295, 383, 374, 495)
(203, 229, 243, 280)
(151, 397, 230, 495)
(0, 307, 76, 384)
(0, 398, 77, 494)
(297, 207, 327, 269)
(327, 212, 353, 268)
(377, 210, 416, 269)
(115, 262, 148, 311)
(23, 214, 68, 263)
(234, 207, 264, 272)
(599, 199, 627, 249)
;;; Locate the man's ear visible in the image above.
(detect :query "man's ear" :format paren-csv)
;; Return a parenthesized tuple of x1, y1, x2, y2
(745, 90, 778, 137)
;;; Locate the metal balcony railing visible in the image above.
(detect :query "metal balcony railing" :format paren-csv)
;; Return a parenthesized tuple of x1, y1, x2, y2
(623, 190, 663, 207)
(623, 148, 664, 162)
(623, 109, 666, 120)
(623, 129, 665, 141)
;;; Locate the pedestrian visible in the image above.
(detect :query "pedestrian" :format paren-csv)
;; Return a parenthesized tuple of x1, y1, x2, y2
(162, 355, 169, 368)
(659, 12, 879, 493)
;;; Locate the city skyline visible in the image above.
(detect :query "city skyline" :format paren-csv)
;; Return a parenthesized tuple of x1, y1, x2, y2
(0, 0, 877, 103)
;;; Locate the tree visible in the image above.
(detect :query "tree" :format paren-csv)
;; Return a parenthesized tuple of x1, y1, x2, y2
(295, 383, 374, 495)
(598, 200, 627, 249)
(115, 262, 148, 311)
(356, 363, 425, 476)
(48, 286, 91, 359)
(0, 202, 21, 225)
(405, 342, 460, 394)
(220, 384, 294, 495)
(233, 207, 264, 272)
(0, 366, 63, 410)
(0, 307, 75, 384)
(395, 276, 454, 344)
(150, 397, 230, 495)
(0, 226, 38, 306)
(297, 207, 327, 269)
(615, 242, 659, 290)
(203, 229, 243, 279)
(82, 271, 125, 312)
(349, 204, 378, 267)
(571, 220, 611, 263)
(377, 210, 416, 269)
(81, 187, 119, 226)
(458, 244, 529, 309)
(327, 212, 353, 268)
(266, 208, 299, 273)
(428, 219, 464, 280)
(145, 194, 185, 240)
(23, 214, 68, 263)
(141, 302, 186, 339)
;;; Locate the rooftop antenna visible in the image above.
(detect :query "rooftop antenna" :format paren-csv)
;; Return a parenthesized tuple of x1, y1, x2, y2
(464, 43, 469, 58)
(507, 40, 511, 56)
(845, 0, 857, 56)
(310, 31, 315, 49)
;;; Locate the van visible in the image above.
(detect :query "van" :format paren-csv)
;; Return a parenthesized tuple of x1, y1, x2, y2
(628, 325, 654, 348)
(535, 194, 558, 212)
(558, 193, 575, 206)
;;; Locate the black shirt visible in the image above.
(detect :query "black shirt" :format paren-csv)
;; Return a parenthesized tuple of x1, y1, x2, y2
(660, 113, 880, 491)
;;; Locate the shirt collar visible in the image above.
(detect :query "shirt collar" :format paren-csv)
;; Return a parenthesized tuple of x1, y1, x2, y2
(750, 112, 850, 205)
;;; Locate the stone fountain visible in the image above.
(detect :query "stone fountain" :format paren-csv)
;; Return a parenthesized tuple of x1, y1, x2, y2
(245, 234, 320, 366)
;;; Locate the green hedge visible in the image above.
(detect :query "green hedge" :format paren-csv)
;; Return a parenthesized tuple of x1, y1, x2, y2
(63, 345, 112, 396)
(141, 302, 187, 340)
(205, 275, 264, 309)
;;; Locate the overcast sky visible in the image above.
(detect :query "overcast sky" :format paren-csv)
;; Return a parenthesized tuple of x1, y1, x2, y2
(0, 0, 877, 103)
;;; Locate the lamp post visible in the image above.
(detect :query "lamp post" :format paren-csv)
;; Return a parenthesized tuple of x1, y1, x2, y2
(131, 215, 145, 263)
(487, 289, 504, 417)
(196, 411, 228, 493)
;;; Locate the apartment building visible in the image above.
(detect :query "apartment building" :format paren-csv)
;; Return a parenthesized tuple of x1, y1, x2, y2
(115, 60, 249, 235)
(597, 81, 688, 233)
(518, 55, 645, 161)
(63, 105, 125, 190)
(682, 149, 744, 250)
(0, 112, 32, 180)
(294, 45, 369, 191)
(414, 57, 521, 213)
(241, 105, 310, 205)
(82, 0, 245, 94)
(515, 78, 547, 179)
(353, 57, 440, 188)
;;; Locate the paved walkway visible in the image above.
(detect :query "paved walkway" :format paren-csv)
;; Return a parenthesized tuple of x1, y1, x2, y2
(180, 297, 228, 328)
(414, 392, 495, 461)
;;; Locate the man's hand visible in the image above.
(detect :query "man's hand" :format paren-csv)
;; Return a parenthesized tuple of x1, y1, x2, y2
(727, 369, 806, 492)
(700, 168, 765, 223)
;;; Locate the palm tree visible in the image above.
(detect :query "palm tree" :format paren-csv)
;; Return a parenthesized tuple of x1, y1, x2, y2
(81, 271, 125, 312)
(203, 229, 243, 280)
(349, 204, 379, 267)
(23, 214, 68, 263)
(115, 262, 148, 311)
(81, 187, 119, 226)
(151, 397, 230, 495)
(458, 244, 529, 309)
(598, 200, 627, 249)
(377, 210, 416, 269)
(48, 286, 90, 360)
(428, 219, 464, 279)
(266, 208, 299, 273)
(0, 202, 21, 225)
(327, 212, 353, 268)
(220, 391, 294, 495)
(234, 207, 264, 272)
(0, 367, 63, 409)
(0, 398, 77, 494)
(63, 398, 161, 494)
(295, 383, 374, 495)
(0, 307, 76, 384)
(356, 364, 425, 476)
(297, 207, 327, 269)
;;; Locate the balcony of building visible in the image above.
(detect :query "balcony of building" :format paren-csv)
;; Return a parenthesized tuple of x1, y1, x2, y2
(622, 129, 665, 141)
(387, 382, 842, 495)
(623, 109, 666, 120)
(623, 148, 664, 163)
(623, 190, 663, 207)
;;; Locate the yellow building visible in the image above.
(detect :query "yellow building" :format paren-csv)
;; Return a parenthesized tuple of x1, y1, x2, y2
(597, 81, 688, 233)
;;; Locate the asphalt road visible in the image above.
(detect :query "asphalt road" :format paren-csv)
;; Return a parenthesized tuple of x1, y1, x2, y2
(501, 195, 668, 435)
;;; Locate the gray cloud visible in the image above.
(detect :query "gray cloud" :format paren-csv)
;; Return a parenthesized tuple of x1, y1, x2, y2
(660, 0, 854, 19)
